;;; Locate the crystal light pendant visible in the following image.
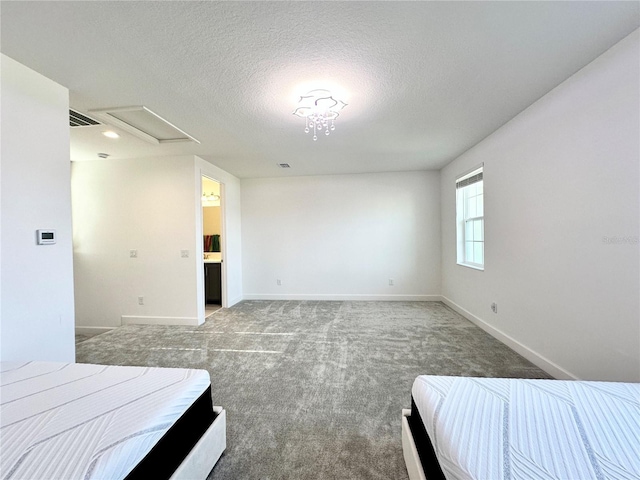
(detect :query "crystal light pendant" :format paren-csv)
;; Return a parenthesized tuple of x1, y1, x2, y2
(293, 89, 347, 141)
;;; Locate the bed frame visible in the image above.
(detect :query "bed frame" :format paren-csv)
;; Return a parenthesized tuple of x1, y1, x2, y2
(401, 401, 447, 480)
(171, 406, 226, 479)
(401, 408, 428, 480)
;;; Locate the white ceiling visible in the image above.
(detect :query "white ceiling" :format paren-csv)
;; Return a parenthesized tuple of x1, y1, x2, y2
(2, 1, 638, 178)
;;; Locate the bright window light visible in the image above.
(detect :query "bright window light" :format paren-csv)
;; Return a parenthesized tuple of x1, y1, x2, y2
(456, 166, 484, 270)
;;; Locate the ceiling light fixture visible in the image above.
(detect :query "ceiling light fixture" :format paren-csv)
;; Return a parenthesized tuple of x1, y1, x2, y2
(202, 192, 220, 204)
(102, 130, 120, 139)
(293, 89, 347, 141)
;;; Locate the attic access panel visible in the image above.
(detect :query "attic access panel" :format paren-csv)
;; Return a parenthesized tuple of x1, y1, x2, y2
(88, 106, 200, 145)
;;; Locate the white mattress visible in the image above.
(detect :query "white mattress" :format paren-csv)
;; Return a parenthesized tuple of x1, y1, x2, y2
(412, 375, 640, 480)
(0, 361, 211, 480)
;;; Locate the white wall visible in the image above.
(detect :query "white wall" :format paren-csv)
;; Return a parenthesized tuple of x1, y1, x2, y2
(440, 30, 640, 382)
(72, 156, 201, 328)
(1, 55, 75, 361)
(241, 171, 441, 300)
(196, 156, 243, 308)
(203, 207, 222, 235)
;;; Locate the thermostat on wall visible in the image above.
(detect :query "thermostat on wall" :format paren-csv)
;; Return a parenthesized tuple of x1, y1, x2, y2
(37, 229, 56, 245)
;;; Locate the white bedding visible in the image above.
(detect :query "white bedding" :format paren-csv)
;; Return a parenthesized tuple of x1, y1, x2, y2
(0, 361, 211, 480)
(412, 375, 640, 480)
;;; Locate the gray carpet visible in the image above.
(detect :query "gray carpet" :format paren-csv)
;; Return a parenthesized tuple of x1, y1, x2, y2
(75, 300, 551, 479)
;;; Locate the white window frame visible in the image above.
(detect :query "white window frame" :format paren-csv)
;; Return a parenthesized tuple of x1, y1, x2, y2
(456, 165, 484, 270)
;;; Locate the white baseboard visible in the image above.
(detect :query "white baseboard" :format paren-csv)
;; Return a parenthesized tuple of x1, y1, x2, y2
(228, 295, 243, 307)
(121, 316, 200, 326)
(242, 294, 443, 302)
(441, 296, 577, 380)
(75, 326, 115, 335)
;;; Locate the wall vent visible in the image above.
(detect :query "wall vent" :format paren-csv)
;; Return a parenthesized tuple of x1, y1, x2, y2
(69, 109, 101, 127)
(277, 163, 291, 168)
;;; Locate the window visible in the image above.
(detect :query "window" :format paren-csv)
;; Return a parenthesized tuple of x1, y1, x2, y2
(456, 166, 484, 269)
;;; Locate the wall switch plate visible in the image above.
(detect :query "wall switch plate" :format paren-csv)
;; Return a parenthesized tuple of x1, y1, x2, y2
(181, 250, 189, 258)
(276, 279, 282, 286)
(138, 296, 144, 305)
(129, 249, 138, 258)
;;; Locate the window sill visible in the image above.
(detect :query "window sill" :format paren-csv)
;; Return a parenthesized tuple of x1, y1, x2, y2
(457, 262, 484, 271)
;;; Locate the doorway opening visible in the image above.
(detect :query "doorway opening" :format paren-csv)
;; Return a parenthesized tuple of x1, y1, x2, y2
(202, 176, 223, 317)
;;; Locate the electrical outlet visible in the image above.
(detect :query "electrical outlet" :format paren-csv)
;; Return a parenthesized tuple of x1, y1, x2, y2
(491, 302, 498, 313)
(276, 279, 282, 286)
(129, 249, 138, 258)
(180, 250, 189, 258)
(389, 278, 394, 286)
(138, 296, 144, 305)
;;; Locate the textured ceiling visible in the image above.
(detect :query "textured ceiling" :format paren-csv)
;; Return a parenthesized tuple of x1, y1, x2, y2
(1, 1, 638, 178)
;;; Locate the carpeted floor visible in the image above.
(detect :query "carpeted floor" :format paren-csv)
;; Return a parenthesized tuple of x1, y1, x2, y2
(75, 300, 551, 479)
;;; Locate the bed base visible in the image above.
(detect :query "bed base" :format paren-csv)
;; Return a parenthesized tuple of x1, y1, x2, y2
(170, 406, 226, 479)
(402, 408, 428, 480)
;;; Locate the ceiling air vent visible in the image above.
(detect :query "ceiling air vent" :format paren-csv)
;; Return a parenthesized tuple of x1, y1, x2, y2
(277, 163, 291, 168)
(69, 109, 101, 127)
